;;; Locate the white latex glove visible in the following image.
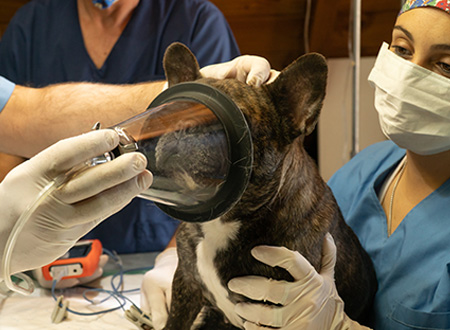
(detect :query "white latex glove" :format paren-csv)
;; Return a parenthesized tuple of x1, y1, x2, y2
(0, 129, 153, 277)
(228, 234, 371, 330)
(31, 254, 109, 289)
(200, 55, 280, 87)
(140, 247, 178, 330)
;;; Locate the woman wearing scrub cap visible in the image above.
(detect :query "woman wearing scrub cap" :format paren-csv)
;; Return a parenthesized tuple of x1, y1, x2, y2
(223, 2, 450, 329)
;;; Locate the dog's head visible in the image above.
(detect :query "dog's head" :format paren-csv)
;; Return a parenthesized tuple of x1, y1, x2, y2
(160, 42, 328, 213)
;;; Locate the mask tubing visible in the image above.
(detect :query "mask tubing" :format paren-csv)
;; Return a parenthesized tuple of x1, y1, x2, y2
(1, 180, 59, 295)
(1, 161, 91, 295)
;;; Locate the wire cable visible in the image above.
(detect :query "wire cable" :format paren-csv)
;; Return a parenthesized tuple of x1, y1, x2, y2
(50, 248, 153, 319)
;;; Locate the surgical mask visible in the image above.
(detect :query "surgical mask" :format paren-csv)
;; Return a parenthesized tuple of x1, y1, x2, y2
(92, 0, 118, 9)
(368, 42, 450, 155)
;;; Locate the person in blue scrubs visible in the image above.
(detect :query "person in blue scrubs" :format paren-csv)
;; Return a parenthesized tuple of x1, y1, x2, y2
(0, 0, 239, 85)
(0, 0, 240, 254)
(163, 2, 448, 330)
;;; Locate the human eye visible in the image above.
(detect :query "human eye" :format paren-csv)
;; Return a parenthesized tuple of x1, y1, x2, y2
(437, 61, 450, 77)
(390, 45, 412, 59)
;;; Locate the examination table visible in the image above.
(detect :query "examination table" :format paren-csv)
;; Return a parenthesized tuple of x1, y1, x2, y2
(0, 252, 158, 330)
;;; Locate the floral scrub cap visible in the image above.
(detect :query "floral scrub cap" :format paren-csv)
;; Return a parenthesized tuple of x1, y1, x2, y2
(400, 0, 450, 15)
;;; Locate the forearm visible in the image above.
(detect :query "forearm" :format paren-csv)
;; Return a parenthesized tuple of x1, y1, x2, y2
(0, 81, 165, 157)
(165, 231, 177, 249)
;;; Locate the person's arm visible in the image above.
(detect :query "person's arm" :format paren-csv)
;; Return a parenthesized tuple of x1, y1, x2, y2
(0, 53, 274, 159)
(0, 81, 166, 158)
(0, 153, 25, 182)
(165, 232, 177, 249)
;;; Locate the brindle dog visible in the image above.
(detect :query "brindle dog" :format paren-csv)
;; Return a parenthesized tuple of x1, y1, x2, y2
(155, 43, 377, 329)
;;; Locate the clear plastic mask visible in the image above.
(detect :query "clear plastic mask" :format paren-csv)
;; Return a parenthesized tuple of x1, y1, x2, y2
(109, 82, 253, 222)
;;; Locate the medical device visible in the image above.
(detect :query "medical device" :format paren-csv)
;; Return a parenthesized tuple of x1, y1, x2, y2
(41, 239, 102, 281)
(49, 248, 152, 324)
(2, 82, 253, 294)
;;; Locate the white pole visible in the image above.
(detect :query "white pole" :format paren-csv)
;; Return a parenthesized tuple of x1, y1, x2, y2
(351, 0, 361, 157)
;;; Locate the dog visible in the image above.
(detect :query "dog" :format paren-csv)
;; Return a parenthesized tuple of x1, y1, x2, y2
(154, 42, 377, 329)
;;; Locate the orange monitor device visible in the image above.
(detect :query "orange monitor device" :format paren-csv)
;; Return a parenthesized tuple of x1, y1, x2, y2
(41, 239, 102, 281)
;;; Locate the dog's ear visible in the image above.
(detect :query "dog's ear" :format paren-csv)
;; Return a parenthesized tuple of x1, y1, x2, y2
(163, 42, 202, 87)
(266, 53, 328, 141)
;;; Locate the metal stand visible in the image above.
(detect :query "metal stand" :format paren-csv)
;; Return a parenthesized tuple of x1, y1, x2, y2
(350, 0, 361, 158)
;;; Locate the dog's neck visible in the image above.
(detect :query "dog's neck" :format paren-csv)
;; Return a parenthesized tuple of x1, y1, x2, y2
(222, 142, 322, 222)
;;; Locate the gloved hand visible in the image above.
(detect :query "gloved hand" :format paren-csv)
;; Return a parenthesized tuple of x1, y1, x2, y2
(228, 234, 371, 330)
(140, 247, 178, 330)
(31, 254, 109, 289)
(0, 129, 152, 277)
(200, 55, 280, 87)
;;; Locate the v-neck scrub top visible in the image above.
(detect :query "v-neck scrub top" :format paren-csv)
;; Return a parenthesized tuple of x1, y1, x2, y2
(328, 141, 450, 329)
(0, 0, 240, 86)
(0, 0, 240, 253)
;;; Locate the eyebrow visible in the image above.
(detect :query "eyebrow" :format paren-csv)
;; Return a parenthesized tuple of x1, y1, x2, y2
(393, 25, 450, 52)
(430, 44, 450, 52)
(393, 25, 414, 42)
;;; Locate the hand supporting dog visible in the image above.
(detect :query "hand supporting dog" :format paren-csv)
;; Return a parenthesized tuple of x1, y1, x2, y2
(140, 248, 178, 330)
(228, 234, 371, 330)
(200, 55, 278, 87)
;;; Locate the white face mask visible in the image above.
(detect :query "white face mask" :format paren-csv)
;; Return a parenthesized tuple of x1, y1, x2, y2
(368, 42, 450, 155)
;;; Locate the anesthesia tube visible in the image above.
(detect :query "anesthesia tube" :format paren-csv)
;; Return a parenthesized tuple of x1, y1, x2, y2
(1, 181, 55, 295)
(1, 157, 112, 295)
(1, 163, 90, 294)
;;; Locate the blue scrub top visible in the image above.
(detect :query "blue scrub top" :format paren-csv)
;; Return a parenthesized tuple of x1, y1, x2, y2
(328, 141, 450, 329)
(0, 76, 15, 113)
(0, 0, 240, 86)
(0, 0, 240, 253)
